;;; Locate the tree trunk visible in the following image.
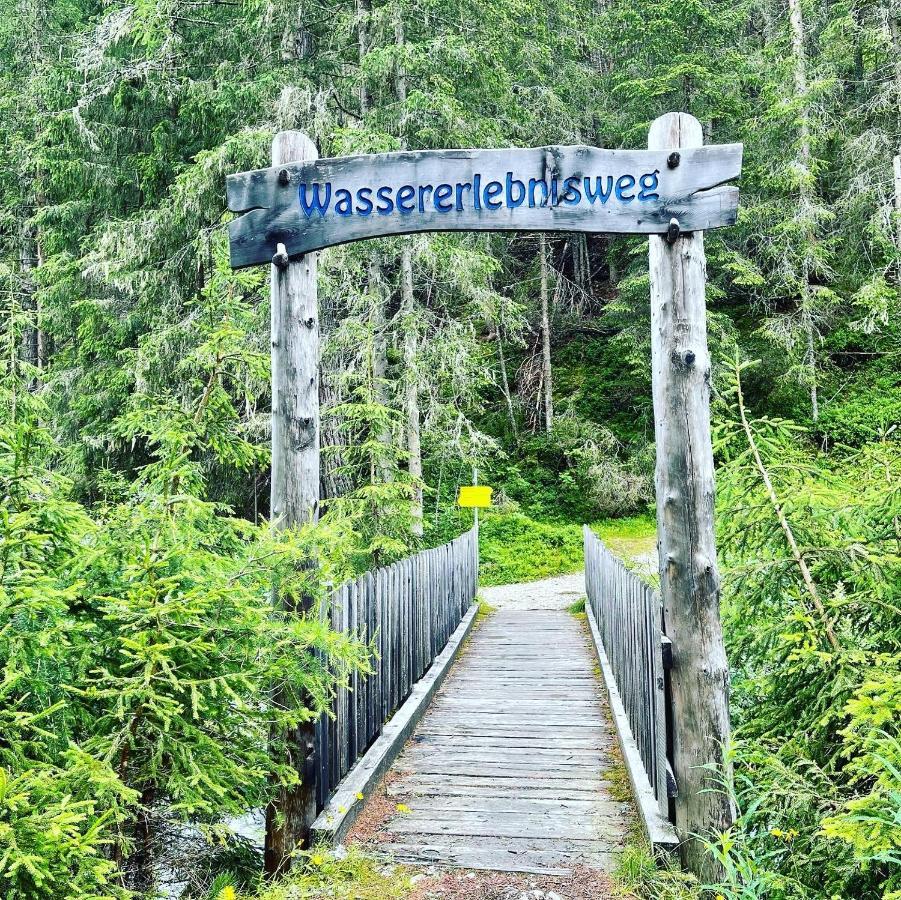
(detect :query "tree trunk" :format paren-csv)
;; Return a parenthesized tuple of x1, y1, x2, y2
(320, 296, 353, 501)
(648, 113, 733, 882)
(606, 237, 618, 289)
(127, 785, 156, 894)
(496, 329, 519, 443)
(788, 0, 819, 421)
(401, 244, 423, 536)
(574, 233, 590, 299)
(894, 153, 901, 284)
(356, 0, 371, 115)
(367, 255, 393, 485)
(539, 234, 553, 432)
(394, 13, 422, 537)
(264, 131, 320, 876)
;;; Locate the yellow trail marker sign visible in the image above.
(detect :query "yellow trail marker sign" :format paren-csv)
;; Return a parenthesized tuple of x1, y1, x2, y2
(457, 485, 493, 508)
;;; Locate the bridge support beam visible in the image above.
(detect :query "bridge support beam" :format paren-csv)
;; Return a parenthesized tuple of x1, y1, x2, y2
(648, 113, 734, 880)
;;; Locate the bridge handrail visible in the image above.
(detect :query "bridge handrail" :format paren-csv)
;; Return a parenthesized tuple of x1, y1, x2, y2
(315, 527, 479, 809)
(583, 526, 671, 818)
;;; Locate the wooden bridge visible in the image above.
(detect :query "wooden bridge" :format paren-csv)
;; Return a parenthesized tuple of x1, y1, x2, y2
(307, 527, 678, 875)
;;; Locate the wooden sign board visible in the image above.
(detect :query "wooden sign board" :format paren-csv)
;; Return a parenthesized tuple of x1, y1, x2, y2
(457, 485, 493, 508)
(226, 144, 743, 268)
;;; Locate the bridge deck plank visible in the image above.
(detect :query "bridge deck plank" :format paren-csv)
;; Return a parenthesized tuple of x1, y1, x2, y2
(359, 606, 631, 874)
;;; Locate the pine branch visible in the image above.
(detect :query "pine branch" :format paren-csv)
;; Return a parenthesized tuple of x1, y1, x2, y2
(732, 354, 840, 651)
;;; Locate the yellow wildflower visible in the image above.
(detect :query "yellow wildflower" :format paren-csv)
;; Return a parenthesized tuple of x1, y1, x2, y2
(356, 792, 365, 800)
(395, 803, 411, 814)
(217, 888, 237, 900)
(311, 853, 326, 866)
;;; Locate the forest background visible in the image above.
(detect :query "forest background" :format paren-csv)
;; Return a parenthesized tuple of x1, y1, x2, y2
(1, 0, 899, 898)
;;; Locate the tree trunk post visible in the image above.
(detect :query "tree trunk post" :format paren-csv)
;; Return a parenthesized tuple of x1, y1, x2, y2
(647, 112, 734, 880)
(265, 130, 321, 876)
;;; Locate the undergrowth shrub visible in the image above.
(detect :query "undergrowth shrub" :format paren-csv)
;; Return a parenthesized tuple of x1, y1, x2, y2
(709, 356, 901, 899)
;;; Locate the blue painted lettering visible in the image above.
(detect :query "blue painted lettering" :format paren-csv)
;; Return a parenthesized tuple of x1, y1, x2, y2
(299, 182, 331, 216)
(376, 185, 394, 215)
(583, 176, 613, 204)
(434, 183, 453, 212)
(506, 172, 525, 208)
(355, 187, 373, 215)
(455, 182, 472, 211)
(484, 180, 503, 209)
(298, 169, 661, 220)
(615, 174, 636, 202)
(528, 178, 549, 208)
(334, 188, 353, 216)
(396, 184, 415, 214)
(638, 170, 660, 201)
(562, 176, 581, 205)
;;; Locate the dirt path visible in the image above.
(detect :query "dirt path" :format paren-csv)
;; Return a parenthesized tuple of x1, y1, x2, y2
(480, 572, 586, 611)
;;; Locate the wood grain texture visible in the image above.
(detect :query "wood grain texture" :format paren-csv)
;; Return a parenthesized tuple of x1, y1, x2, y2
(313, 527, 478, 821)
(365, 607, 632, 874)
(226, 144, 742, 267)
(583, 527, 669, 817)
(265, 130, 320, 875)
(648, 113, 734, 878)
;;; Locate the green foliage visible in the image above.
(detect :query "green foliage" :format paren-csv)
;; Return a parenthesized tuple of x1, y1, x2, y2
(710, 356, 901, 900)
(614, 843, 702, 900)
(477, 512, 584, 586)
(0, 365, 369, 896)
(1, 0, 899, 895)
(233, 847, 416, 900)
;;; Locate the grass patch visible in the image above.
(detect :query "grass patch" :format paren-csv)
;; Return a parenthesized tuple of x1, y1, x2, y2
(613, 843, 702, 900)
(478, 510, 657, 587)
(567, 596, 586, 614)
(477, 597, 497, 617)
(593, 513, 657, 565)
(478, 511, 583, 585)
(231, 846, 417, 899)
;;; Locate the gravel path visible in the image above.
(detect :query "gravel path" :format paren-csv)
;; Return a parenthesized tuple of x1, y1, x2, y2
(480, 571, 586, 611)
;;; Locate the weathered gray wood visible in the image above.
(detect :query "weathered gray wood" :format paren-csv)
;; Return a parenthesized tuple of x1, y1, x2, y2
(648, 112, 734, 877)
(311, 527, 477, 825)
(412, 733, 606, 748)
(583, 524, 674, 846)
(389, 775, 608, 796)
(382, 844, 591, 876)
(227, 144, 743, 267)
(384, 838, 619, 875)
(364, 605, 630, 873)
(310, 602, 479, 845)
(585, 600, 679, 855)
(265, 130, 320, 874)
(386, 814, 626, 842)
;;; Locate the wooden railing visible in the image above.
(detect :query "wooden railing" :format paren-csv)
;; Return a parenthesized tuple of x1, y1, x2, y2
(583, 526, 672, 819)
(314, 527, 479, 809)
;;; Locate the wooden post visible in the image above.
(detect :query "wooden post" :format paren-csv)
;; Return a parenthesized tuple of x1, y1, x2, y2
(648, 113, 733, 879)
(264, 130, 321, 875)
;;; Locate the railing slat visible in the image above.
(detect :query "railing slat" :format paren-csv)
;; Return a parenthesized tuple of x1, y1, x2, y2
(583, 527, 671, 820)
(314, 527, 479, 814)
